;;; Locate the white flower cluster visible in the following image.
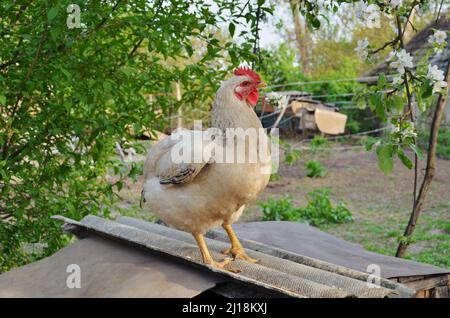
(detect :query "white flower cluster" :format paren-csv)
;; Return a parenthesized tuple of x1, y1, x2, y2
(387, 49, 413, 74)
(428, 30, 447, 44)
(428, 30, 448, 54)
(356, 1, 381, 28)
(265, 92, 283, 104)
(391, 74, 403, 85)
(393, 122, 417, 139)
(427, 65, 448, 94)
(307, 0, 338, 11)
(389, 0, 402, 9)
(355, 38, 369, 60)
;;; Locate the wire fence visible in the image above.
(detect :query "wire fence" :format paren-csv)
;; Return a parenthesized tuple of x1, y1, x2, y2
(264, 76, 379, 89)
(289, 126, 389, 149)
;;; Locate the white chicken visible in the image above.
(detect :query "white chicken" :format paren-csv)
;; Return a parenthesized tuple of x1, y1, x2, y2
(141, 67, 271, 270)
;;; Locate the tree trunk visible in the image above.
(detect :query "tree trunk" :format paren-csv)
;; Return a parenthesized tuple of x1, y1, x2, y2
(289, 0, 310, 76)
(175, 82, 183, 129)
(396, 61, 450, 257)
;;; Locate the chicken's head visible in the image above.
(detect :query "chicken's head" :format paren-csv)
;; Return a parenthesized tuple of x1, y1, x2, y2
(232, 67, 266, 106)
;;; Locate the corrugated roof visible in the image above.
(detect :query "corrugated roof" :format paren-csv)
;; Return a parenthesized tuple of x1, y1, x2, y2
(53, 215, 415, 298)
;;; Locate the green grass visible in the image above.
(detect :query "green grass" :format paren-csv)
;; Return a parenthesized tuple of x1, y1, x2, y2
(321, 211, 450, 268)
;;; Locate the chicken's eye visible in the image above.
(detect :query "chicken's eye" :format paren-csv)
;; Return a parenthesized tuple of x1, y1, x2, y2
(242, 82, 249, 87)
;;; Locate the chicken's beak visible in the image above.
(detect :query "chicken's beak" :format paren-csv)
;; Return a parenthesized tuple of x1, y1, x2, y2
(258, 81, 267, 88)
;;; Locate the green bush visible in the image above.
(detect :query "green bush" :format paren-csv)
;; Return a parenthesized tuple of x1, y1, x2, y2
(259, 189, 353, 226)
(301, 189, 353, 226)
(310, 135, 329, 150)
(259, 196, 299, 222)
(0, 1, 271, 272)
(305, 160, 327, 178)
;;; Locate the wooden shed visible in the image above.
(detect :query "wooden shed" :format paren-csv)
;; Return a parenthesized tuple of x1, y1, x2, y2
(258, 92, 347, 137)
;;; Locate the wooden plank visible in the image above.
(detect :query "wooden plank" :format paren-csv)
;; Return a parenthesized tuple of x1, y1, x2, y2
(431, 286, 450, 298)
(415, 290, 427, 298)
(398, 275, 424, 283)
(405, 274, 449, 291)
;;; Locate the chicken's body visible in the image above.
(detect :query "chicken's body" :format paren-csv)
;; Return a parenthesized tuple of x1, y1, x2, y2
(141, 68, 270, 269)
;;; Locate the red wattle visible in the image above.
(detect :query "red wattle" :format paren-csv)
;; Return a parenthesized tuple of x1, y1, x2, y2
(246, 89, 259, 106)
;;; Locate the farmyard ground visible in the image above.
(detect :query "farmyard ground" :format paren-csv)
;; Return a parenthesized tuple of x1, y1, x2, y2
(114, 140, 450, 269)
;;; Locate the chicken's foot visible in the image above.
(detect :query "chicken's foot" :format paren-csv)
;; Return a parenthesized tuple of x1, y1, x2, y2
(221, 224, 259, 263)
(192, 233, 235, 271)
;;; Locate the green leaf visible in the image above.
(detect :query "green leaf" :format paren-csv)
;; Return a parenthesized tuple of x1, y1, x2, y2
(377, 73, 386, 88)
(228, 22, 236, 37)
(50, 27, 60, 41)
(311, 17, 321, 28)
(397, 148, 413, 169)
(376, 144, 394, 175)
(185, 44, 193, 57)
(409, 143, 424, 160)
(0, 94, 6, 105)
(391, 94, 404, 113)
(421, 79, 433, 98)
(47, 7, 58, 21)
(365, 137, 378, 151)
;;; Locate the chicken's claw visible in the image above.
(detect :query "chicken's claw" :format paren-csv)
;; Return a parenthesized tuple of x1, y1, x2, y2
(205, 257, 240, 273)
(221, 247, 259, 263)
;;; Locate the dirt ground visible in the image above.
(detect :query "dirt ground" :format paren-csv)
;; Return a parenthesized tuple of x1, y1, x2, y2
(115, 141, 450, 268)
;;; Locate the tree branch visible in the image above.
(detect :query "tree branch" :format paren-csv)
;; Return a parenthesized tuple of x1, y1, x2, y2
(369, 37, 399, 55)
(94, 0, 124, 31)
(396, 60, 450, 257)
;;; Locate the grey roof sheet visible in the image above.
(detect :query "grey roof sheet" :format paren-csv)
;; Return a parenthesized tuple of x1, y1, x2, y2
(2, 216, 448, 298)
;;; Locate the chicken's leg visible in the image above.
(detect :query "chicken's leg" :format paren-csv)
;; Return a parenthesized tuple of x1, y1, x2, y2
(192, 233, 231, 269)
(221, 224, 259, 263)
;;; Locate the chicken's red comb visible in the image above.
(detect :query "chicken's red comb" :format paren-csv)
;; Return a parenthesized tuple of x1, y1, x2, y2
(234, 66, 260, 82)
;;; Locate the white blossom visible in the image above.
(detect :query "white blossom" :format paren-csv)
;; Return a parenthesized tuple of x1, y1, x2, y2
(433, 80, 448, 93)
(364, 4, 381, 28)
(307, 0, 336, 11)
(427, 65, 448, 93)
(393, 122, 417, 139)
(427, 65, 445, 82)
(391, 75, 403, 85)
(355, 1, 381, 28)
(428, 30, 448, 53)
(389, 0, 402, 9)
(428, 30, 447, 44)
(389, 49, 413, 74)
(355, 38, 369, 60)
(266, 92, 283, 103)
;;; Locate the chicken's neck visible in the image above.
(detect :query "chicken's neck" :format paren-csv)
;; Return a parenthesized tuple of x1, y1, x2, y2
(211, 90, 263, 131)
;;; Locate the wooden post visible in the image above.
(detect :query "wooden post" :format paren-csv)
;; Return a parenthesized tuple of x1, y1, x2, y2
(270, 97, 288, 136)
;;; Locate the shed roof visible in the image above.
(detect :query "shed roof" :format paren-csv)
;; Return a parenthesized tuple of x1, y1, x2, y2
(1, 215, 448, 298)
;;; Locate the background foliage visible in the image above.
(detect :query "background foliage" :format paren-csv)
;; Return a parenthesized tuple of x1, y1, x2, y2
(0, 0, 272, 271)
